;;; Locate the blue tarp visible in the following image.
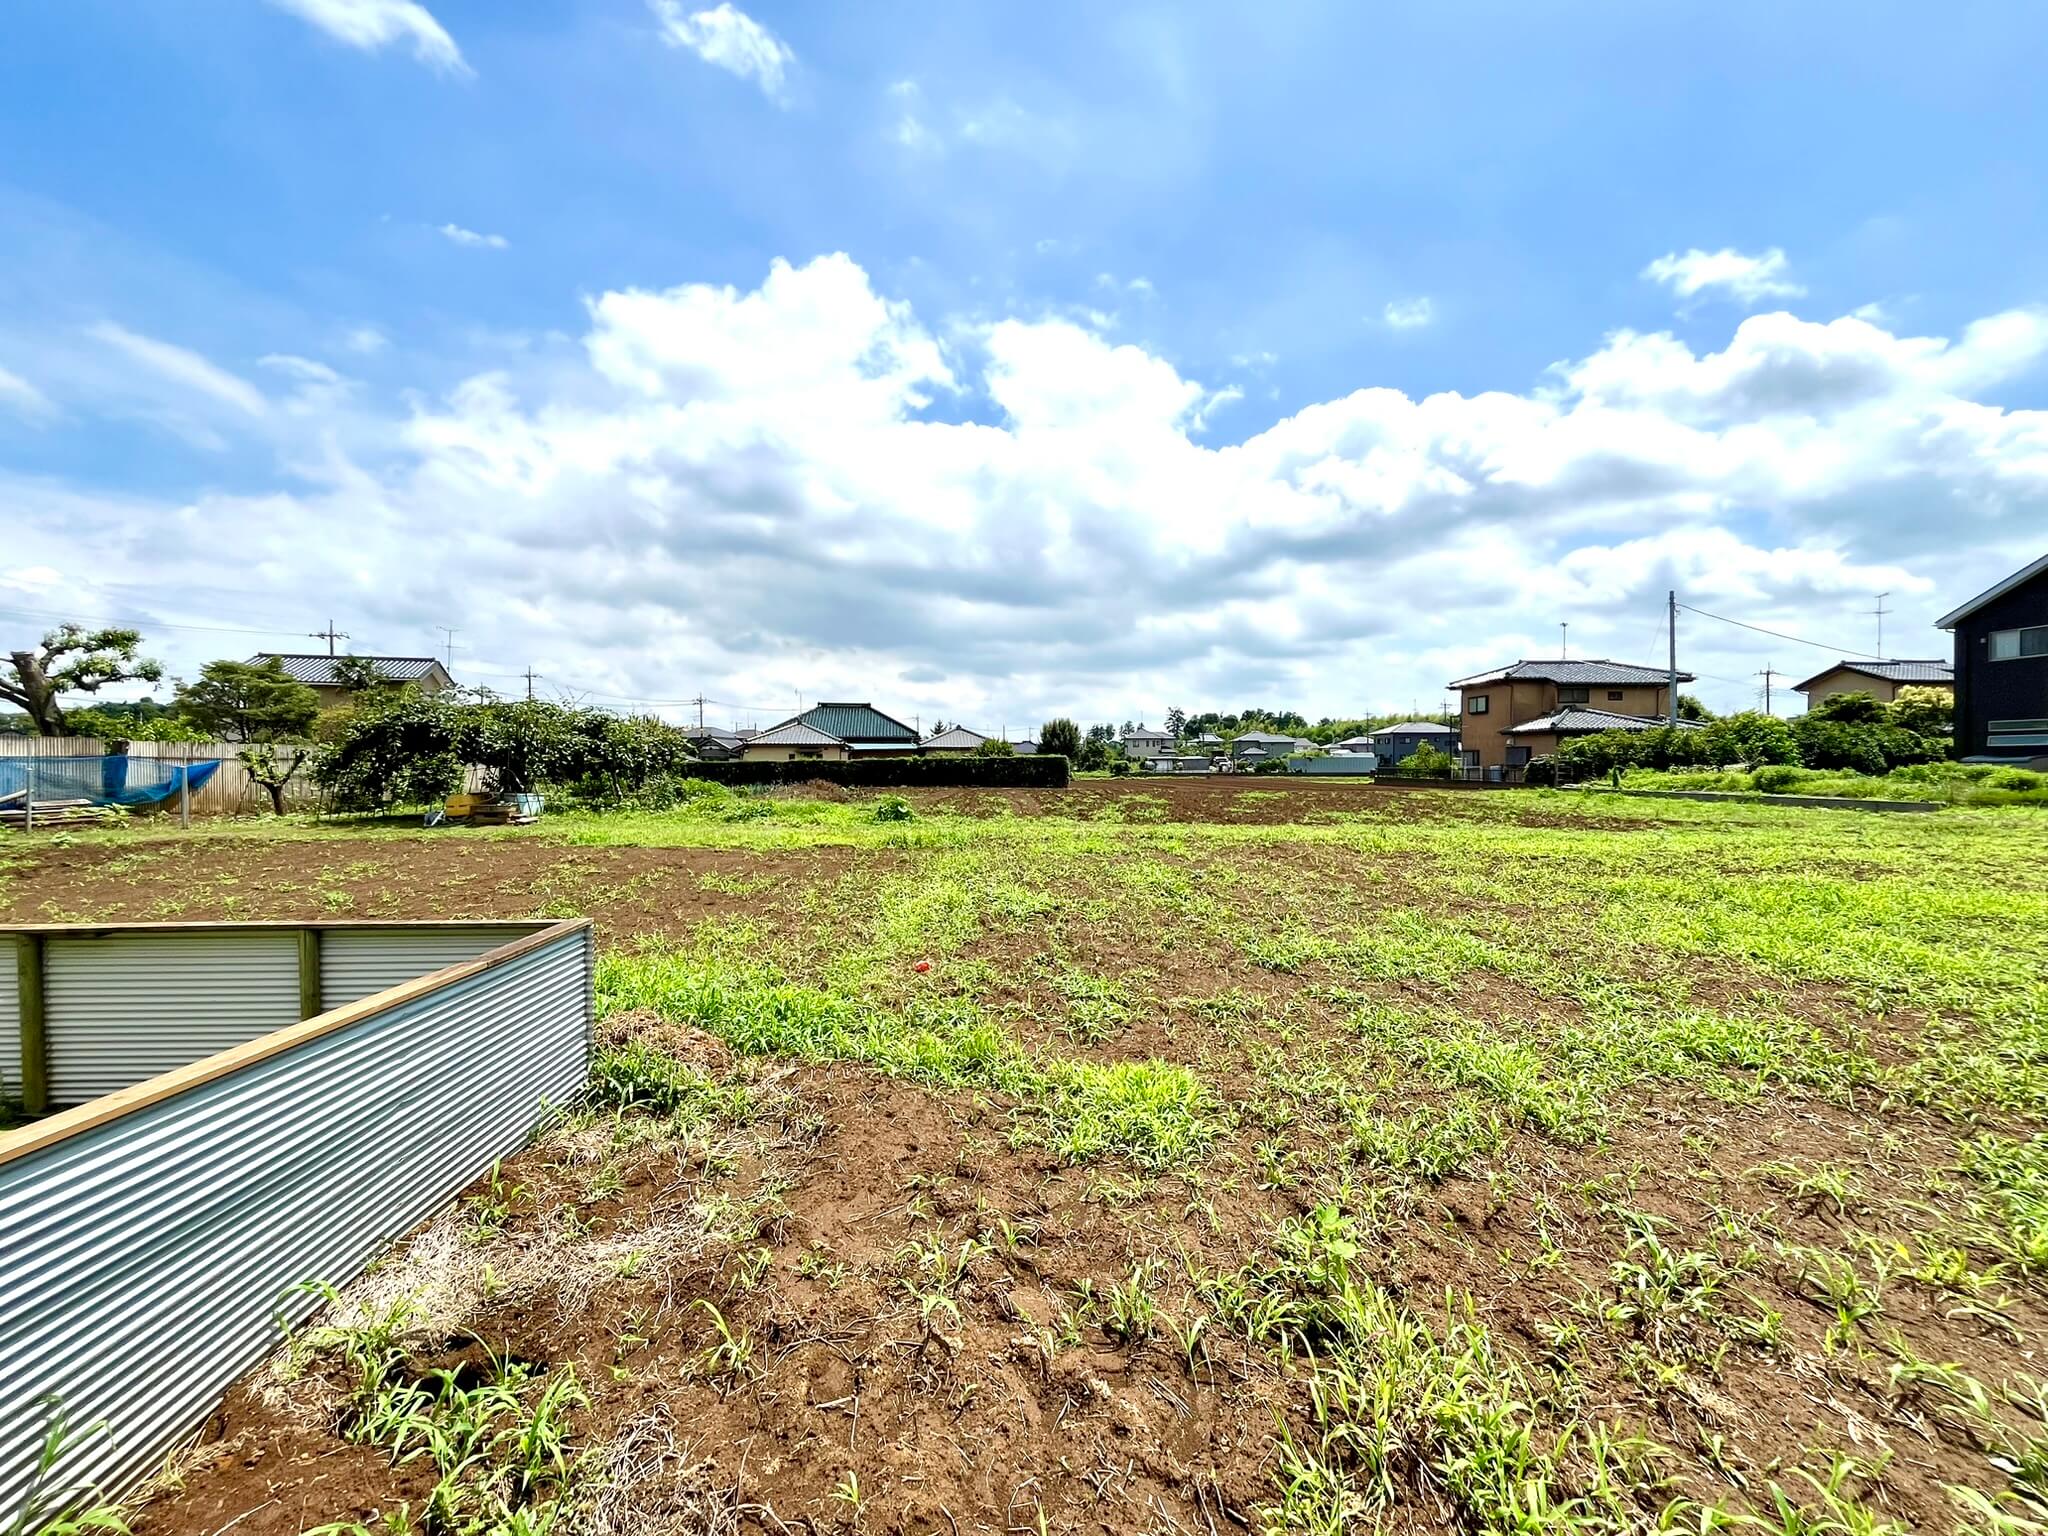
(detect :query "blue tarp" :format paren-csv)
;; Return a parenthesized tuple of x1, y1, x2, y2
(0, 755, 222, 808)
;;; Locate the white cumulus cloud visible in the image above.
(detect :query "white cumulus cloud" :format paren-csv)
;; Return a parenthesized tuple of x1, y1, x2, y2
(649, 1, 794, 103)
(439, 223, 509, 250)
(15, 256, 2048, 724)
(262, 0, 467, 75)
(1642, 247, 1805, 306)
(1383, 297, 1434, 330)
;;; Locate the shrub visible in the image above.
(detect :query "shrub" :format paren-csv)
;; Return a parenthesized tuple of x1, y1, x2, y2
(1700, 711, 1799, 767)
(1890, 685, 1955, 737)
(1397, 743, 1456, 779)
(659, 756, 1070, 789)
(1750, 765, 1808, 794)
(872, 794, 915, 822)
(1110, 758, 1134, 776)
(974, 737, 1015, 757)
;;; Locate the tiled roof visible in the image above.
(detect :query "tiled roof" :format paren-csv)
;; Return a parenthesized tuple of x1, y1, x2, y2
(1369, 721, 1456, 736)
(1504, 707, 1703, 735)
(246, 654, 445, 686)
(798, 702, 919, 742)
(1448, 659, 1694, 688)
(1233, 731, 1301, 745)
(1123, 728, 1171, 740)
(1792, 659, 1954, 691)
(921, 726, 988, 750)
(747, 719, 846, 748)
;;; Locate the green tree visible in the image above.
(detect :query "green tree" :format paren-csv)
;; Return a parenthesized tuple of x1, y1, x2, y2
(313, 689, 467, 811)
(1676, 693, 1714, 722)
(1889, 685, 1954, 737)
(1164, 706, 1187, 741)
(240, 742, 312, 815)
(175, 658, 322, 743)
(1038, 717, 1082, 761)
(330, 655, 390, 696)
(2, 625, 164, 736)
(974, 736, 1016, 757)
(1809, 691, 1886, 724)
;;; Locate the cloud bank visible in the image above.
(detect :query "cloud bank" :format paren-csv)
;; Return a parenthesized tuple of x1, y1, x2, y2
(8, 255, 2046, 726)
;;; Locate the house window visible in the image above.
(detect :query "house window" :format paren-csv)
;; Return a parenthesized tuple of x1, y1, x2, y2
(1607, 690, 1624, 701)
(1467, 694, 1490, 715)
(1989, 626, 2048, 660)
(1558, 687, 1590, 704)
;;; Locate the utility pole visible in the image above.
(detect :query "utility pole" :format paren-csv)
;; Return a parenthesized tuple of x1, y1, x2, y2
(1667, 590, 1679, 727)
(308, 620, 348, 656)
(1872, 592, 1890, 659)
(1756, 665, 1780, 715)
(692, 695, 706, 731)
(1560, 621, 1569, 660)
(522, 666, 539, 702)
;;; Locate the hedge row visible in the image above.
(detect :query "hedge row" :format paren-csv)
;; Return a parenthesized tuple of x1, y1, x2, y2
(679, 755, 1071, 789)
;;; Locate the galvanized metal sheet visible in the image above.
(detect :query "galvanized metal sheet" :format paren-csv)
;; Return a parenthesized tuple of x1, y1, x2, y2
(44, 932, 303, 1107)
(0, 938, 19, 1106)
(319, 924, 547, 1011)
(0, 924, 592, 1518)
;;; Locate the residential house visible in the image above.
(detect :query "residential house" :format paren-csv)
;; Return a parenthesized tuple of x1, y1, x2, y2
(921, 725, 989, 755)
(1190, 732, 1224, 751)
(1122, 726, 1173, 762)
(1230, 731, 1312, 761)
(1008, 736, 1040, 755)
(1448, 660, 1693, 770)
(740, 720, 849, 762)
(682, 727, 747, 761)
(1500, 707, 1702, 765)
(1792, 659, 1954, 708)
(788, 702, 922, 756)
(246, 654, 453, 709)
(1367, 721, 1460, 764)
(1937, 551, 2048, 765)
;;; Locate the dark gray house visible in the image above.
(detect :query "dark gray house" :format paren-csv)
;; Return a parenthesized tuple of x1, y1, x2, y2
(1938, 552, 2048, 766)
(1367, 720, 1460, 764)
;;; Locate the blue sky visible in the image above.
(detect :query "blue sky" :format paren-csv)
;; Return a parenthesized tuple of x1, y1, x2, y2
(3, 1, 2046, 726)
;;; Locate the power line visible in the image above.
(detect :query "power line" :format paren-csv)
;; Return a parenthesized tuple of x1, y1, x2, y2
(1676, 602, 1883, 659)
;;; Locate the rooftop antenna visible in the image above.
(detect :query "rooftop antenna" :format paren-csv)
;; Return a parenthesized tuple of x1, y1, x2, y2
(309, 619, 348, 656)
(1560, 621, 1569, 660)
(1871, 592, 1891, 659)
(436, 626, 460, 670)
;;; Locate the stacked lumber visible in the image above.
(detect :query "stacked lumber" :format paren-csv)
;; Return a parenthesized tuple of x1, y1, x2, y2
(0, 797, 117, 829)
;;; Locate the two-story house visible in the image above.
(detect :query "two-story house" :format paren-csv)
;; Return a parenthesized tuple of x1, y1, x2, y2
(1447, 659, 1693, 770)
(1937, 552, 2048, 766)
(1792, 659, 1953, 708)
(1121, 726, 1174, 763)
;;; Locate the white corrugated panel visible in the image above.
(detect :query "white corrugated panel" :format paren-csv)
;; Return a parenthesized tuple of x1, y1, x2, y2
(0, 941, 19, 1105)
(319, 925, 549, 1010)
(0, 924, 592, 1517)
(45, 933, 302, 1107)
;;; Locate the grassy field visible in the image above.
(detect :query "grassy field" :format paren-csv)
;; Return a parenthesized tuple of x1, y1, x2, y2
(10, 780, 2048, 1536)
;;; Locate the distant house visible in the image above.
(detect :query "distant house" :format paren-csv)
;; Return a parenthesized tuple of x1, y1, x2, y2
(682, 729, 747, 761)
(245, 654, 453, 709)
(1367, 721, 1460, 764)
(921, 725, 989, 755)
(1937, 552, 2048, 765)
(740, 720, 849, 762)
(1190, 732, 1224, 750)
(1008, 736, 1040, 755)
(1230, 731, 1310, 760)
(790, 702, 921, 756)
(1448, 660, 1692, 770)
(1122, 726, 1173, 762)
(1500, 706, 1702, 763)
(1793, 659, 1953, 708)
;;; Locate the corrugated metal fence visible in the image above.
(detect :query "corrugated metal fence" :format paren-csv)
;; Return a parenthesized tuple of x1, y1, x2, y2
(0, 918, 594, 1517)
(0, 738, 324, 817)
